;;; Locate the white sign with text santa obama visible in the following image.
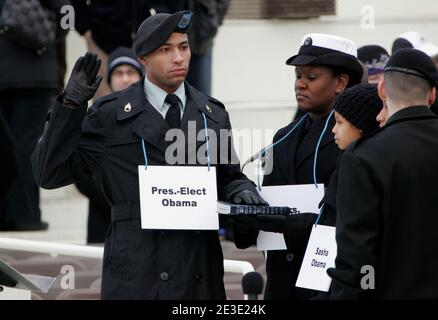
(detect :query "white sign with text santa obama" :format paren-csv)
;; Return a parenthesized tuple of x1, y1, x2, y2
(138, 166, 218, 230)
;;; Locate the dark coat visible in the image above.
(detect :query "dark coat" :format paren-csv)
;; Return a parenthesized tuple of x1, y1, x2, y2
(234, 114, 340, 300)
(73, 0, 183, 54)
(0, 113, 16, 207)
(0, 0, 70, 90)
(32, 80, 256, 299)
(328, 106, 438, 300)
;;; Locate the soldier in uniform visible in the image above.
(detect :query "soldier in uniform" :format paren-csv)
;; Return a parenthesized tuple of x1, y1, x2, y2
(328, 48, 438, 299)
(32, 11, 266, 299)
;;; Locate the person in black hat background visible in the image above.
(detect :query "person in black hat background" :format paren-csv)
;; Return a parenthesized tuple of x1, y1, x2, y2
(232, 33, 363, 300)
(74, 47, 144, 244)
(391, 31, 438, 116)
(32, 10, 266, 299)
(328, 48, 438, 299)
(358, 45, 390, 84)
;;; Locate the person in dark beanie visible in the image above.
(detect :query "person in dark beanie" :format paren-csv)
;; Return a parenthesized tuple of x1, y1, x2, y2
(314, 84, 383, 251)
(232, 33, 363, 300)
(332, 83, 383, 149)
(318, 83, 383, 225)
(107, 47, 144, 92)
(358, 45, 390, 84)
(328, 48, 438, 299)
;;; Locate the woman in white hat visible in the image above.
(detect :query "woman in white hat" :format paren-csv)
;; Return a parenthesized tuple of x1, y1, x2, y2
(233, 33, 363, 300)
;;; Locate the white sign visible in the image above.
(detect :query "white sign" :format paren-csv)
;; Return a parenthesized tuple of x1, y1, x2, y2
(138, 166, 218, 230)
(296, 225, 337, 292)
(256, 184, 324, 251)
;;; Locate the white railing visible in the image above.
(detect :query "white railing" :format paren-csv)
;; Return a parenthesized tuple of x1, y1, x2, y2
(0, 237, 103, 259)
(0, 237, 254, 274)
(0, 237, 255, 299)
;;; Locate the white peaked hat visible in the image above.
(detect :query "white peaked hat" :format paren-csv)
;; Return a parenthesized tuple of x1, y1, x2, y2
(286, 33, 363, 85)
(392, 31, 438, 57)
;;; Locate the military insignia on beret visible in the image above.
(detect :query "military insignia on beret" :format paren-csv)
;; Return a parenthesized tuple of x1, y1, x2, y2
(304, 37, 312, 46)
(178, 12, 193, 29)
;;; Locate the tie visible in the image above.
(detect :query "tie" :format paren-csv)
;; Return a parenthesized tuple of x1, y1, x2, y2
(165, 94, 181, 129)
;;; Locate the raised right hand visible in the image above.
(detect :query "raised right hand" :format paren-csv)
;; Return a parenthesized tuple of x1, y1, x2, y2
(63, 52, 103, 107)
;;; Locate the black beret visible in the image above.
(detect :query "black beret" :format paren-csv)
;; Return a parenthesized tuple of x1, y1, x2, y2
(286, 33, 363, 86)
(334, 83, 382, 134)
(384, 48, 438, 88)
(134, 11, 193, 57)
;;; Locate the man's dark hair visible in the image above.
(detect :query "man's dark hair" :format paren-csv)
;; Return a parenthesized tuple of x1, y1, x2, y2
(384, 71, 432, 104)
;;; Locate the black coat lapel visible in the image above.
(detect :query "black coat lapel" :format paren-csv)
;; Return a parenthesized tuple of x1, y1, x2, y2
(116, 81, 170, 153)
(268, 120, 306, 185)
(295, 115, 335, 169)
(180, 84, 221, 165)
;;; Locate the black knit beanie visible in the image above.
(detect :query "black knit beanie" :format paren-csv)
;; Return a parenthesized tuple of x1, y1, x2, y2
(333, 83, 383, 134)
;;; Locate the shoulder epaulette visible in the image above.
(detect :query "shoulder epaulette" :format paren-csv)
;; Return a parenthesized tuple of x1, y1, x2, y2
(207, 96, 226, 109)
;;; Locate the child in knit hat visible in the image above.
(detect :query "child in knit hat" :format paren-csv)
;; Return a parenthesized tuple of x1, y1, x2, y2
(332, 83, 383, 150)
(277, 83, 383, 290)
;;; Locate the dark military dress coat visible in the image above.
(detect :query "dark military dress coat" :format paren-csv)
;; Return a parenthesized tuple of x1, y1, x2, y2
(32, 80, 256, 299)
(329, 106, 438, 299)
(234, 114, 340, 300)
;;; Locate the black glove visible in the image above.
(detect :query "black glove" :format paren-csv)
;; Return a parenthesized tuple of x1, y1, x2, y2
(231, 189, 269, 206)
(283, 212, 319, 254)
(230, 189, 268, 232)
(254, 215, 286, 233)
(63, 52, 103, 107)
(231, 215, 261, 231)
(254, 212, 318, 234)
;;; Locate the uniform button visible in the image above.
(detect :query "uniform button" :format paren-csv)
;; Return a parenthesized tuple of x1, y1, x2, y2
(286, 253, 294, 262)
(195, 273, 204, 283)
(160, 272, 169, 281)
